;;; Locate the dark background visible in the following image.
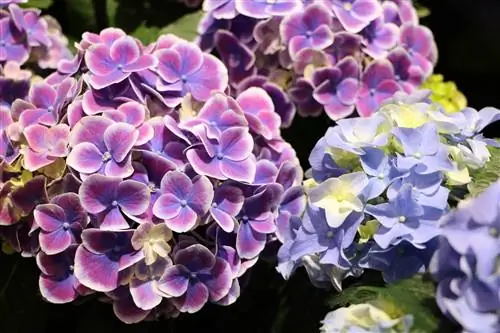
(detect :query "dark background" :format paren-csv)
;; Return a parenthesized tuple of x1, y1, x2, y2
(1, 0, 499, 332)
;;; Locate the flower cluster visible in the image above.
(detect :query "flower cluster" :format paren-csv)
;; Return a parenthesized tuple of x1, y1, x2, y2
(0, 3, 71, 109)
(430, 180, 500, 333)
(421, 74, 467, 114)
(0, 27, 304, 323)
(277, 90, 500, 289)
(320, 303, 413, 333)
(198, 0, 437, 123)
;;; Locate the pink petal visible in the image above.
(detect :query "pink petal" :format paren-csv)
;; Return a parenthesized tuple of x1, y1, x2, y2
(110, 36, 140, 65)
(67, 142, 103, 174)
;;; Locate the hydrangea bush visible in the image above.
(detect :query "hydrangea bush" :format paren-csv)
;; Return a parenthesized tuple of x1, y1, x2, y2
(0, 12, 305, 321)
(198, 0, 438, 123)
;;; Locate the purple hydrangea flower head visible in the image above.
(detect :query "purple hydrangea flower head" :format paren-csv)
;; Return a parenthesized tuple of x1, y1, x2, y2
(79, 174, 151, 230)
(214, 30, 256, 87)
(34, 193, 88, 255)
(85, 35, 157, 89)
(400, 23, 435, 76)
(330, 0, 382, 33)
(209, 184, 244, 233)
(9, 5, 51, 47)
(236, 0, 301, 19)
(74, 229, 144, 292)
(21, 123, 70, 171)
(236, 183, 283, 259)
(203, 0, 237, 19)
(280, 3, 334, 59)
(387, 48, 424, 93)
(67, 116, 139, 178)
(313, 56, 361, 120)
(0, 17, 29, 64)
(157, 244, 232, 313)
(186, 127, 256, 183)
(360, 18, 399, 59)
(430, 181, 500, 333)
(155, 40, 228, 106)
(37, 246, 88, 304)
(152, 171, 214, 233)
(356, 59, 401, 117)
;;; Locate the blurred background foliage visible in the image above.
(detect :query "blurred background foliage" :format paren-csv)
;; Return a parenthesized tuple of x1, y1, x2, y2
(1, 0, 499, 332)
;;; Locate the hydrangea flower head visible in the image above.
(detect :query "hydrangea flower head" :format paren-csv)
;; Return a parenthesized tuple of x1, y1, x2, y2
(430, 180, 500, 333)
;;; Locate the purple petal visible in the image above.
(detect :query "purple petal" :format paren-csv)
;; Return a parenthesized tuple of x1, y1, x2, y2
(160, 170, 193, 198)
(39, 274, 78, 304)
(236, 222, 266, 259)
(123, 55, 157, 72)
(117, 101, 145, 127)
(69, 116, 113, 151)
(188, 175, 214, 215)
(112, 289, 151, 324)
(74, 245, 120, 292)
(248, 214, 276, 234)
(79, 174, 120, 214)
(352, 0, 382, 21)
(104, 158, 134, 178)
(188, 54, 228, 101)
(110, 36, 140, 65)
(186, 148, 224, 179)
(173, 41, 204, 76)
(39, 229, 73, 255)
(34, 204, 64, 232)
(166, 206, 198, 233)
(157, 265, 189, 297)
(175, 244, 216, 272)
(117, 180, 150, 215)
(155, 49, 183, 82)
(99, 207, 129, 230)
(87, 70, 129, 90)
(129, 278, 162, 310)
(203, 258, 232, 302)
(85, 44, 115, 76)
(220, 157, 257, 183)
(153, 193, 181, 220)
(173, 281, 209, 313)
(337, 77, 359, 105)
(67, 142, 103, 174)
(211, 209, 236, 233)
(29, 82, 56, 108)
(104, 122, 138, 163)
(362, 59, 394, 88)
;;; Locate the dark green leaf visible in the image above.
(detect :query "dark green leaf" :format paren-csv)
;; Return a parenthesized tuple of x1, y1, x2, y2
(160, 10, 203, 41)
(467, 144, 500, 197)
(131, 23, 162, 45)
(23, 0, 53, 9)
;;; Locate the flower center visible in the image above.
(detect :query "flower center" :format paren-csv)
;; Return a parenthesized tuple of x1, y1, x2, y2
(68, 265, 74, 272)
(117, 64, 123, 71)
(47, 105, 54, 113)
(413, 152, 421, 159)
(112, 200, 118, 207)
(190, 272, 197, 279)
(326, 231, 334, 238)
(369, 88, 376, 96)
(102, 151, 112, 162)
(180, 199, 188, 207)
(62, 222, 70, 230)
(148, 182, 157, 192)
(395, 74, 400, 80)
(305, 30, 312, 38)
(181, 75, 187, 83)
(343, 2, 352, 11)
(211, 202, 218, 208)
(216, 152, 224, 160)
(377, 173, 385, 179)
(242, 215, 249, 222)
(490, 227, 499, 238)
(398, 216, 406, 223)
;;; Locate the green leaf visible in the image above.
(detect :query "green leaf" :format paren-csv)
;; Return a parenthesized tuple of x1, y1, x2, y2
(327, 275, 441, 333)
(23, 0, 53, 9)
(467, 144, 500, 197)
(131, 23, 162, 45)
(160, 10, 203, 41)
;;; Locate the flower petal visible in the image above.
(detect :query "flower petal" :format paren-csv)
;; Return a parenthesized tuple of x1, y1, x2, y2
(104, 122, 138, 163)
(117, 180, 150, 215)
(67, 142, 103, 174)
(74, 245, 120, 292)
(157, 265, 189, 297)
